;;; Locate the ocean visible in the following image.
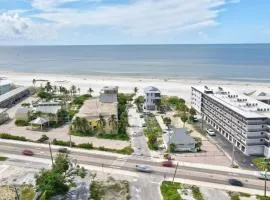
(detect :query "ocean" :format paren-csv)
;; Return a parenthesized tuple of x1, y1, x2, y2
(0, 44, 270, 82)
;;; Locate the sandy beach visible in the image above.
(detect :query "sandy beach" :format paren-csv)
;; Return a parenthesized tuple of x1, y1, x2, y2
(1, 70, 270, 105)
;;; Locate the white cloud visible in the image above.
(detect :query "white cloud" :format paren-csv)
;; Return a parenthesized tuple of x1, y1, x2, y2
(34, 0, 226, 35)
(0, 13, 30, 38)
(0, 0, 240, 42)
(31, 0, 101, 10)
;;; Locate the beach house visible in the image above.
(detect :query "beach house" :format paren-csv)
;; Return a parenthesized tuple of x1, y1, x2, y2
(143, 86, 161, 110)
(100, 86, 118, 103)
(163, 128, 196, 152)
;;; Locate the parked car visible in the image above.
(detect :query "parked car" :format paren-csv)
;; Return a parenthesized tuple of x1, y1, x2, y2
(206, 128, 216, 136)
(257, 171, 270, 180)
(22, 149, 34, 156)
(135, 164, 153, 173)
(228, 178, 243, 186)
(58, 147, 69, 153)
(161, 160, 173, 167)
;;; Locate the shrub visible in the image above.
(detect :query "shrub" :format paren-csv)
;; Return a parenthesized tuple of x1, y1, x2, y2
(0, 133, 27, 141)
(116, 146, 134, 155)
(77, 143, 93, 149)
(52, 139, 75, 147)
(160, 181, 182, 200)
(38, 91, 52, 100)
(15, 120, 28, 126)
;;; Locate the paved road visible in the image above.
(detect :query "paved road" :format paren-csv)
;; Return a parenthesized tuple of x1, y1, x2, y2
(0, 141, 269, 193)
(128, 104, 150, 157)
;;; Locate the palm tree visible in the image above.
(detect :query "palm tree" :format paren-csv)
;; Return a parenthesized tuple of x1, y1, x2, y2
(70, 85, 77, 97)
(109, 114, 117, 133)
(44, 82, 52, 93)
(97, 115, 106, 132)
(88, 88, 93, 97)
(78, 87, 81, 95)
(32, 79, 36, 88)
(53, 85, 57, 95)
(134, 87, 138, 94)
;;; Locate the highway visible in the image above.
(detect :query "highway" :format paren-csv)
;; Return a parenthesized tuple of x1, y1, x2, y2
(0, 140, 269, 193)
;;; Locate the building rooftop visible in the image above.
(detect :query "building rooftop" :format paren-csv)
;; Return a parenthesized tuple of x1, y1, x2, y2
(144, 86, 160, 93)
(163, 128, 195, 145)
(0, 87, 29, 103)
(100, 86, 118, 93)
(192, 85, 270, 119)
(76, 98, 117, 120)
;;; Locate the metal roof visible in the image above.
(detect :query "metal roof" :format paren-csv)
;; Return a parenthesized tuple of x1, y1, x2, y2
(163, 128, 195, 145)
(0, 87, 29, 103)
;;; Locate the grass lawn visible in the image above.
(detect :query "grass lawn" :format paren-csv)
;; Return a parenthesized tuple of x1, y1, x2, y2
(0, 156, 7, 161)
(160, 181, 182, 200)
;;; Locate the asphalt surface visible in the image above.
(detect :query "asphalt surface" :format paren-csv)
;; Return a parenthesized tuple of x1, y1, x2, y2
(0, 141, 269, 193)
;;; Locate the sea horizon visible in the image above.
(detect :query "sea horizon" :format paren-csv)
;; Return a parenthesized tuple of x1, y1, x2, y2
(0, 44, 270, 83)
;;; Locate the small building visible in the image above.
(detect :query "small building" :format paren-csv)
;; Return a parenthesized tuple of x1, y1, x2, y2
(0, 108, 9, 124)
(33, 101, 63, 114)
(0, 80, 14, 95)
(143, 86, 161, 110)
(0, 87, 30, 108)
(15, 107, 31, 121)
(100, 86, 118, 103)
(163, 128, 196, 152)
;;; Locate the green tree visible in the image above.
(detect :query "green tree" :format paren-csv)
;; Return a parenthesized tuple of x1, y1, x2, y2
(194, 137, 202, 152)
(57, 109, 68, 123)
(181, 113, 188, 127)
(169, 143, 176, 153)
(189, 107, 196, 116)
(32, 79, 36, 88)
(35, 154, 87, 199)
(70, 85, 77, 97)
(163, 117, 172, 128)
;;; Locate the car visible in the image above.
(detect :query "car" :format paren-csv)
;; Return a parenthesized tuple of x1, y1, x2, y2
(22, 149, 34, 156)
(228, 178, 243, 186)
(206, 128, 216, 136)
(161, 160, 173, 167)
(257, 171, 270, 180)
(58, 148, 69, 153)
(135, 164, 153, 173)
(139, 114, 144, 118)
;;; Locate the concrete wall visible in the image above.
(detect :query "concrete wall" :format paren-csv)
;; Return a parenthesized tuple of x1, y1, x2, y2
(246, 145, 264, 155)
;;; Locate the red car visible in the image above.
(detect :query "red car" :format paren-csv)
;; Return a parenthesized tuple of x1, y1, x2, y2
(22, 149, 34, 156)
(161, 160, 173, 167)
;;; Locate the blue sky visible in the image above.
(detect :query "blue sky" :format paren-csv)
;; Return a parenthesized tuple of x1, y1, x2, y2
(0, 0, 269, 45)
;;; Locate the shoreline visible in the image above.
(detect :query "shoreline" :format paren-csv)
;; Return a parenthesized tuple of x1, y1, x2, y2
(1, 70, 270, 104)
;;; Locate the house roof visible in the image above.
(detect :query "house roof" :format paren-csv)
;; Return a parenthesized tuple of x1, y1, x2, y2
(0, 87, 29, 104)
(16, 107, 30, 114)
(163, 128, 195, 145)
(144, 86, 160, 93)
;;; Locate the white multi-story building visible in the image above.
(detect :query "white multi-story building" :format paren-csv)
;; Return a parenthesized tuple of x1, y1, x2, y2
(144, 86, 161, 110)
(191, 85, 270, 157)
(0, 80, 14, 95)
(100, 86, 118, 103)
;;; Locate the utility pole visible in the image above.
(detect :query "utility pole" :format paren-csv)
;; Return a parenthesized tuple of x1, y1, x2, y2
(13, 185, 19, 200)
(201, 113, 204, 130)
(69, 134, 72, 148)
(172, 162, 179, 183)
(231, 139, 235, 167)
(48, 141, 54, 168)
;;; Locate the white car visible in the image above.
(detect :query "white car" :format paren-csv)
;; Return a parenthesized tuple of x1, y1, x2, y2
(135, 164, 153, 173)
(257, 171, 270, 180)
(206, 129, 216, 136)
